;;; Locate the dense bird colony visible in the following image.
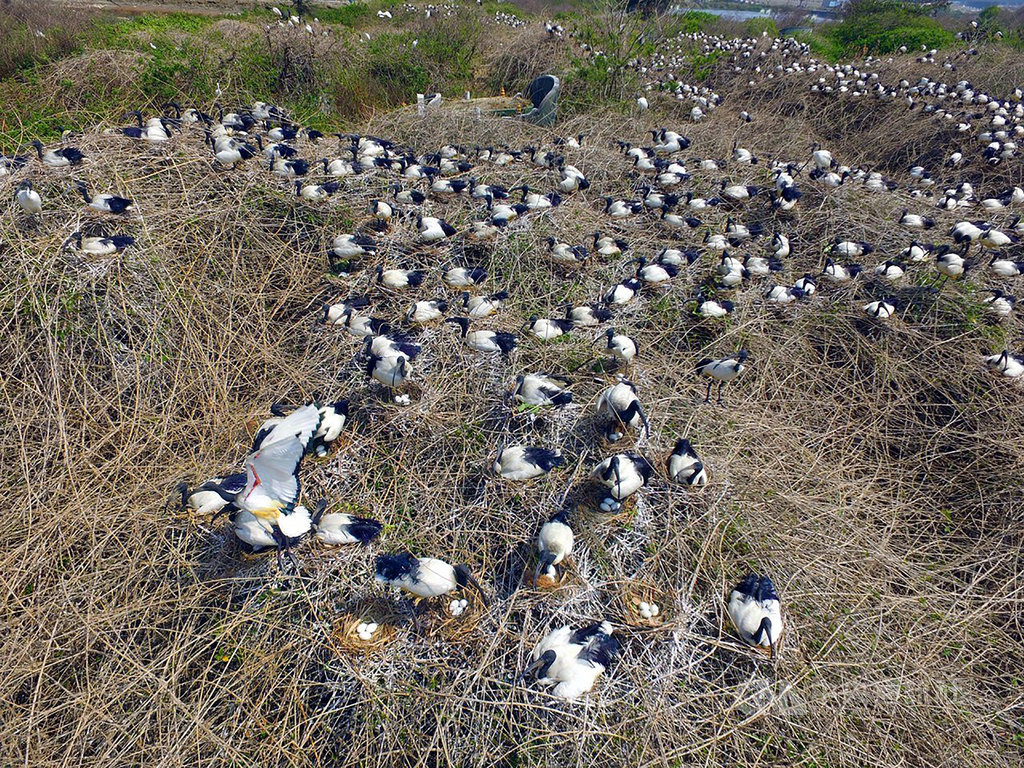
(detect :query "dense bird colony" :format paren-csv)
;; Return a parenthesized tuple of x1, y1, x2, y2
(4, 9, 1024, 761)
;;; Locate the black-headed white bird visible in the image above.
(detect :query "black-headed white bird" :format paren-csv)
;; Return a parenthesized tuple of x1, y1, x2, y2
(229, 507, 309, 555)
(720, 182, 760, 203)
(635, 257, 678, 285)
(369, 199, 394, 220)
(667, 438, 707, 486)
(602, 196, 643, 218)
(593, 232, 628, 257)
(417, 215, 457, 242)
(950, 220, 984, 248)
(309, 400, 348, 457)
(728, 573, 783, 657)
(310, 500, 382, 546)
(984, 349, 1024, 378)
(525, 621, 617, 699)
(446, 316, 517, 354)
(64, 230, 134, 255)
(444, 266, 488, 287)
(76, 181, 133, 214)
(603, 277, 642, 306)
(269, 156, 309, 177)
(591, 453, 655, 509)
(656, 247, 699, 267)
(764, 284, 805, 304)
(15, 180, 41, 214)
(600, 328, 638, 367)
(898, 209, 935, 229)
(179, 472, 247, 517)
(935, 248, 970, 280)
(31, 139, 84, 167)
(695, 351, 748, 404)
(463, 290, 508, 318)
(566, 304, 611, 327)
(983, 289, 1015, 318)
(209, 404, 322, 565)
(494, 444, 563, 480)
(546, 238, 588, 265)
(694, 296, 734, 319)
(513, 373, 573, 408)
(874, 259, 905, 282)
(337, 307, 389, 337)
(375, 553, 489, 606)
(366, 350, 412, 393)
(535, 509, 573, 586)
(771, 233, 791, 258)
(990, 255, 1024, 277)
(794, 274, 817, 296)
(863, 297, 897, 319)
(830, 238, 873, 259)
(377, 266, 426, 289)
(596, 379, 649, 442)
(822, 258, 862, 283)
(406, 298, 448, 324)
(525, 316, 574, 340)
(320, 295, 370, 325)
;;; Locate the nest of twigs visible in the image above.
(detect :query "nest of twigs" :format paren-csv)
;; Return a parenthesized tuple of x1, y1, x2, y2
(332, 598, 402, 655)
(419, 593, 490, 642)
(612, 579, 672, 629)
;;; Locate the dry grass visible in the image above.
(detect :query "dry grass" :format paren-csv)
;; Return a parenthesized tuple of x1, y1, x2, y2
(2, 26, 1024, 768)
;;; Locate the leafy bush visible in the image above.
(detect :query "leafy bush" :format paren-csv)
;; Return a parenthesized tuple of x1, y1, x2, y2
(667, 11, 717, 35)
(366, 33, 432, 101)
(823, 0, 954, 56)
(747, 17, 779, 37)
(137, 40, 216, 104)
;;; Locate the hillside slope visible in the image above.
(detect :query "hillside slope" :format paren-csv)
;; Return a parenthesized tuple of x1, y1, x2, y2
(2, 3, 1023, 767)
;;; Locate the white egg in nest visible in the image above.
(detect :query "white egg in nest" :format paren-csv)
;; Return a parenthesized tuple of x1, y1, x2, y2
(394, 393, 411, 405)
(449, 598, 469, 616)
(356, 621, 379, 641)
(599, 497, 622, 513)
(638, 601, 661, 620)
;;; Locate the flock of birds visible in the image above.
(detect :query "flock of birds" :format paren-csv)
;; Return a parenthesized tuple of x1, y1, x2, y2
(6, 8, 1023, 701)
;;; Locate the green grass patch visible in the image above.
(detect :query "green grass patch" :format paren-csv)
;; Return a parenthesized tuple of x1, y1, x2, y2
(94, 12, 214, 48)
(310, 2, 373, 27)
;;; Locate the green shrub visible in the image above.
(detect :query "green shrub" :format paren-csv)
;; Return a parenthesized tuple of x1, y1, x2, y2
(137, 40, 216, 104)
(747, 17, 779, 37)
(823, 0, 954, 56)
(667, 11, 717, 35)
(366, 34, 432, 100)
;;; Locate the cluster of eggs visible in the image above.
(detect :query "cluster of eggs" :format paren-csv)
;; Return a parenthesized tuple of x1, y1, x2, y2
(356, 621, 380, 641)
(598, 497, 623, 513)
(637, 601, 661, 620)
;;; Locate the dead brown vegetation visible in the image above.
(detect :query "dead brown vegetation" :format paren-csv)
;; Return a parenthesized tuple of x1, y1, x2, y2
(1, 12, 1024, 768)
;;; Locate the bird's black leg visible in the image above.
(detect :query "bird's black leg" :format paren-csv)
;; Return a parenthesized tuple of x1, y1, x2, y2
(704, 380, 712, 403)
(404, 597, 422, 634)
(284, 539, 300, 572)
(717, 382, 725, 405)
